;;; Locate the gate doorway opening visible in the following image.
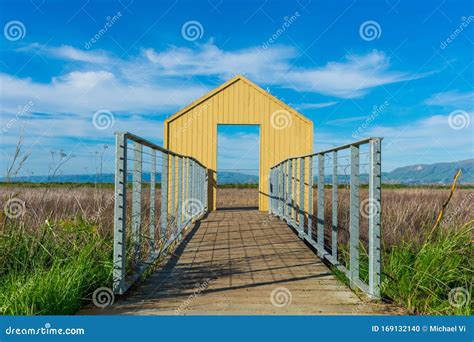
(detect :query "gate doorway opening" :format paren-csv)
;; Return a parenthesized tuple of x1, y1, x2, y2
(217, 125, 259, 210)
(164, 75, 314, 211)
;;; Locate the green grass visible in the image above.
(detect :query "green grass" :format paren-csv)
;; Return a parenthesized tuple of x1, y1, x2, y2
(0, 217, 112, 315)
(333, 221, 473, 315)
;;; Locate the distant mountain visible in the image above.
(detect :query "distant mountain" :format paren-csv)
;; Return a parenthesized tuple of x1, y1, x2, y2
(1, 160, 472, 185)
(384, 159, 473, 184)
(0, 172, 258, 185)
(216, 172, 258, 184)
(0, 172, 171, 183)
(1, 173, 132, 183)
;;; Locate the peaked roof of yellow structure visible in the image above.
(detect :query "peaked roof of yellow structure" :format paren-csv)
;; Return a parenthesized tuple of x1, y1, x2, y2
(164, 74, 312, 126)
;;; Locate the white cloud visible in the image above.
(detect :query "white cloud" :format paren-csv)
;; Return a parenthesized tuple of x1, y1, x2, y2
(7, 44, 429, 113)
(19, 43, 113, 64)
(364, 113, 474, 170)
(48, 45, 112, 64)
(325, 115, 369, 125)
(1, 43, 424, 146)
(144, 42, 294, 81)
(0, 71, 209, 115)
(313, 113, 473, 171)
(1, 42, 436, 174)
(296, 101, 338, 109)
(425, 90, 474, 108)
(144, 44, 424, 98)
(284, 51, 429, 98)
(217, 132, 260, 170)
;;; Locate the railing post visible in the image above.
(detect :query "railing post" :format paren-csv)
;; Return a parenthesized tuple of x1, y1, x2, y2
(277, 168, 280, 215)
(299, 157, 305, 237)
(199, 166, 203, 215)
(161, 151, 169, 243)
(111, 132, 211, 295)
(177, 156, 183, 235)
(307, 156, 313, 240)
(204, 167, 209, 212)
(183, 158, 188, 222)
(293, 159, 297, 226)
(187, 159, 193, 221)
(282, 163, 286, 220)
(369, 138, 382, 298)
(194, 163, 198, 215)
(278, 165, 283, 218)
(113, 132, 127, 294)
(191, 159, 196, 218)
(272, 168, 276, 215)
(317, 154, 324, 253)
(194, 161, 198, 217)
(265, 137, 382, 298)
(149, 148, 156, 254)
(201, 167, 205, 213)
(131, 141, 142, 269)
(332, 151, 338, 262)
(268, 169, 273, 214)
(286, 159, 293, 225)
(170, 155, 175, 234)
(350, 145, 360, 285)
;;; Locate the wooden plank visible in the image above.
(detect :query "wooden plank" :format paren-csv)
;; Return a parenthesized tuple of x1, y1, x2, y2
(93, 209, 400, 315)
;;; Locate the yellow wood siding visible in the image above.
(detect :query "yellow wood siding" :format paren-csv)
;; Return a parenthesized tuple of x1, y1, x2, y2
(164, 75, 313, 211)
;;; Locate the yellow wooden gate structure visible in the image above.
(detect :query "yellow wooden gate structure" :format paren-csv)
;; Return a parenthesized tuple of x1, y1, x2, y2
(164, 75, 313, 211)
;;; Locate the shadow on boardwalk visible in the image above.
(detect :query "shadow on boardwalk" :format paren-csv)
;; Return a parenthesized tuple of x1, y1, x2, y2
(82, 210, 403, 315)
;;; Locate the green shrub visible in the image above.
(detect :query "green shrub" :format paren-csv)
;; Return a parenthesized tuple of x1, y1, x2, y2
(381, 221, 473, 315)
(333, 221, 473, 315)
(0, 218, 112, 315)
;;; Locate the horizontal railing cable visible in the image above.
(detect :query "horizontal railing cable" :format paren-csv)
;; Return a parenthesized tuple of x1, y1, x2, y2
(113, 131, 208, 295)
(268, 137, 382, 299)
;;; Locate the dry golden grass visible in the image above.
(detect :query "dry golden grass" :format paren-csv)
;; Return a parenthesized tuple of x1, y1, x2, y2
(1, 186, 472, 248)
(1, 185, 472, 315)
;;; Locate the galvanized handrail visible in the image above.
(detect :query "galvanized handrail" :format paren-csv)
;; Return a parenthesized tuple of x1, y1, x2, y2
(113, 132, 208, 294)
(269, 137, 382, 299)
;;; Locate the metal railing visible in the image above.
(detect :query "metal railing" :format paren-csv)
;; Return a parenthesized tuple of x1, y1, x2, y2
(268, 137, 382, 299)
(113, 132, 208, 294)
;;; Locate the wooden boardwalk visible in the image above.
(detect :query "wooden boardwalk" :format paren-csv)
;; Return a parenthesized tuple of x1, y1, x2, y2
(84, 210, 400, 315)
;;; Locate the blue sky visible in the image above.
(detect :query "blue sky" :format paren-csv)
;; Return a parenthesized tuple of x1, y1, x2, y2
(0, 0, 473, 177)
